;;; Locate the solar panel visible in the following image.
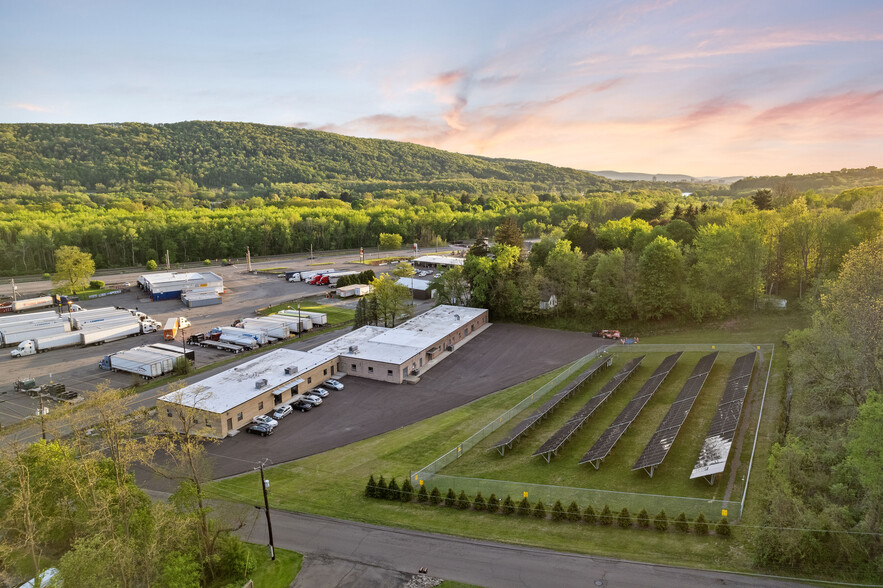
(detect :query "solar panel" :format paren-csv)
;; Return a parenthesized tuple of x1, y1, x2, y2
(578, 353, 682, 468)
(690, 352, 757, 481)
(532, 356, 645, 460)
(491, 355, 612, 454)
(632, 351, 718, 476)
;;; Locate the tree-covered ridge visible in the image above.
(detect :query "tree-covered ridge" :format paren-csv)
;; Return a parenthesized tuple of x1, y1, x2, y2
(731, 166, 883, 196)
(0, 121, 616, 192)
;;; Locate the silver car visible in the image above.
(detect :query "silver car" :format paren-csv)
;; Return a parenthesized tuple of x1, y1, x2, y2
(301, 394, 323, 406)
(324, 379, 344, 391)
(308, 387, 330, 398)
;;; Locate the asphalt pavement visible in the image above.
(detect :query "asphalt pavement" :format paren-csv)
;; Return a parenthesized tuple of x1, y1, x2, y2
(241, 509, 810, 588)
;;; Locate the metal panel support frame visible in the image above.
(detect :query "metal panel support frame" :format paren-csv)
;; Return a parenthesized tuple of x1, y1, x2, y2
(703, 474, 716, 485)
(588, 459, 602, 470)
(642, 465, 656, 478)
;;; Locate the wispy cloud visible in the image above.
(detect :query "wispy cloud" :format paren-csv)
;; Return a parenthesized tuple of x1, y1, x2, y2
(10, 102, 50, 112)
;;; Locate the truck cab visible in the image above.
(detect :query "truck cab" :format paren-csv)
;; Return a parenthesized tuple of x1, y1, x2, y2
(10, 340, 36, 358)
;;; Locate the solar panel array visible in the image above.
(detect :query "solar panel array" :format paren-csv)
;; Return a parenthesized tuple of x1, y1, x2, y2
(579, 352, 682, 468)
(532, 356, 645, 461)
(631, 352, 718, 476)
(491, 355, 612, 455)
(690, 351, 757, 481)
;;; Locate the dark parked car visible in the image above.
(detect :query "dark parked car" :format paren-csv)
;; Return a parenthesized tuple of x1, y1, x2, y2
(246, 423, 274, 436)
(292, 399, 313, 412)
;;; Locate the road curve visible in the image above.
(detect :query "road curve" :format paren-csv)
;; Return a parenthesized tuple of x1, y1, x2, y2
(242, 509, 808, 588)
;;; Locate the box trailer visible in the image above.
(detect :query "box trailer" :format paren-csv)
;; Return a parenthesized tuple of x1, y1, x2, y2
(81, 321, 144, 346)
(0, 296, 58, 313)
(217, 333, 259, 349)
(148, 343, 196, 362)
(261, 314, 313, 333)
(279, 309, 327, 325)
(337, 284, 372, 298)
(99, 349, 175, 379)
(10, 331, 84, 357)
(240, 318, 290, 339)
(71, 308, 131, 329)
(0, 310, 61, 327)
(164, 318, 179, 340)
(2, 323, 72, 346)
(218, 326, 269, 345)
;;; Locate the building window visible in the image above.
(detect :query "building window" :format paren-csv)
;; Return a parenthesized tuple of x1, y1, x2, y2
(352, 364, 357, 371)
(471, 325, 475, 332)
(388, 369, 393, 376)
(307, 377, 312, 384)
(166, 408, 173, 417)
(193, 417, 199, 424)
(323, 368, 328, 375)
(237, 412, 243, 421)
(419, 358, 423, 367)
(258, 401, 264, 410)
(205, 420, 212, 427)
(368, 366, 374, 373)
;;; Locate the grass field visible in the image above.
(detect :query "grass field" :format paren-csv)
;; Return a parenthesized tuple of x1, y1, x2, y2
(206, 312, 804, 574)
(258, 300, 355, 325)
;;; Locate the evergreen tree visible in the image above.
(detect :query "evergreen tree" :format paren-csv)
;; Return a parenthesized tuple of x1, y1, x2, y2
(517, 497, 532, 516)
(365, 474, 377, 498)
(494, 216, 524, 249)
(502, 495, 515, 515)
(636, 508, 650, 528)
(566, 501, 581, 522)
(715, 516, 730, 537)
(376, 476, 388, 500)
(417, 485, 428, 503)
(444, 488, 456, 507)
(551, 500, 566, 521)
(599, 505, 614, 525)
(353, 297, 368, 329)
(473, 492, 486, 512)
(457, 490, 470, 510)
(674, 512, 689, 533)
(400, 479, 414, 502)
(386, 478, 400, 501)
(486, 493, 499, 514)
(429, 487, 441, 505)
(694, 512, 709, 535)
(468, 230, 489, 257)
(583, 505, 597, 524)
(617, 507, 632, 528)
(654, 510, 669, 532)
(752, 189, 773, 210)
(532, 500, 547, 519)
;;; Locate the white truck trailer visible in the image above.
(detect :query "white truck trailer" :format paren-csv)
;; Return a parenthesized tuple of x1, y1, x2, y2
(218, 326, 269, 345)
(261, 314, 313, 333)
(240, 318, 290, 339)
(217, 333, 259, 349)
(81, 319, 150, 346)
(279, 309, 327, 326)
(10, 331, 83, 357)
(1, 321, 72, 346)
(98, 348, 175, 379)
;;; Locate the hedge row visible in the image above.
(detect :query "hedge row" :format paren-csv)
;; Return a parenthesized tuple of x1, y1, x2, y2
(365, 475, 730, 536)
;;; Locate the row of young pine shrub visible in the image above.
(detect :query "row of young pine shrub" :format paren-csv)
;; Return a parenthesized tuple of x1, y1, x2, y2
(365, 475, 731, 536)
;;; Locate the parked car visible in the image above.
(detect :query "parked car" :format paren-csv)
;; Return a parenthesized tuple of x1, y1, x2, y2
(324, 379, 344, 391)
(252, 414, 278, 428)
(272, 405, 293, 420)
(246, 423, 274, 436)
(301, 394, 323, 406)
(308, 387, 330, 398)
(292, 399, 313, 412)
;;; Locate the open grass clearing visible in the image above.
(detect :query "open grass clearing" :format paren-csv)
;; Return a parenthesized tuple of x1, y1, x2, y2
(257, 299, 355, 325)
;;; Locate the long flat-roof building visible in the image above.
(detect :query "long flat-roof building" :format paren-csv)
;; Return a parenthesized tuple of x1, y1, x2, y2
(138, 271, 224, 301)
(156, 349, 338, 438)
(413, 255, 465, 270)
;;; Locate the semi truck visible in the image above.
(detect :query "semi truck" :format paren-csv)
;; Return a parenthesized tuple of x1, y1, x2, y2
(98, 348, 176, 379)
(218, 326, 269, 345)
(10, 320, 155, 357)
(293, 269, 335, 283)
(163, 316, 191, 340)
(10, 331, 83, 357)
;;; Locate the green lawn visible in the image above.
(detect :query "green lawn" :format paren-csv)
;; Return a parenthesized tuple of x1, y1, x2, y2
(74, 287, 119, 297)
(241, 544, 302, 588)
(258, 300, 355, 325)
(206, 312, 805, 576)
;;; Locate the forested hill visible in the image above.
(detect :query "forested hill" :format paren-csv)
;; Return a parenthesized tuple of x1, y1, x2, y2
(730, 166, 883, 195)
(0, 121, 615, 193)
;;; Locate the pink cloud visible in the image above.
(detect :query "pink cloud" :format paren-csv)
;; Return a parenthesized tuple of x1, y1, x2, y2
(10, 102, 50, 112)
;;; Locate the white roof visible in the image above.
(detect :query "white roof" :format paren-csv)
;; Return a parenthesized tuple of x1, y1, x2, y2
(140, 271, 223, 287)
(413, 255, 465, 266)
(159, 349, 334, 414)
(395, 277, 431, 291)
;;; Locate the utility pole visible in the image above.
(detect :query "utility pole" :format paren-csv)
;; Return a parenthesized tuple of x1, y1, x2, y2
(165, 250, 171, 271)
(11, 278, 17, 301)
(258, 460, 275, 560)
(246, 246, 252, 273)
(38, 394, 46, 440)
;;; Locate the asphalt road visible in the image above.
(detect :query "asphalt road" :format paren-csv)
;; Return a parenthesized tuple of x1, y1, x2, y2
(242, 509, 809, 588)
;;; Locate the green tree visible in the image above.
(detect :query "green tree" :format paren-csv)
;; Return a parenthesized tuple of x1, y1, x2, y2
(599, 505, 614, 525)
(365, 474, 377, 498)
(369, 274, 411, 327)
(52, 245, 95, 294)
(501, 495, 515, 515)
(376, 476, 388, 500)
(551, 500, 566, 521)
(392, 261, 415, 280)
(457, 490, 470, 510)
(715, 517, 730, 537)
(617, 507, 632, 528)
(752, 189, 774, 210)
(387, 478, 400, 501)
(494, 216, 524, 249)
(694, 512, 709, 534)
(486, 493, 500, 514)
(566, 501, 581, 522)
(429, 487, 441, 505)
(636, 508, 650, 527)
(417, 485, 428, 503)
(378, 233, 403, 250)
(532, 500, 546, 519)
(674, 512, 689, 533)
(583, 505, 597, 524)
(654, 510, 668, 531)
(591, 248, 636, 321)
(637, 236, 684, 320)
(517, 497, 532, 516)
(146, 259, 158, 270)
(444, 488, 456, 507)
(473, 492, 486, 511)
(400, 478, 414, 502)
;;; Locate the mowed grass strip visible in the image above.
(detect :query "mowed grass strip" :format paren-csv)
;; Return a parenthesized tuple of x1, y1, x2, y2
(442, 351, 746, 502)
(258, 300, 354, 325)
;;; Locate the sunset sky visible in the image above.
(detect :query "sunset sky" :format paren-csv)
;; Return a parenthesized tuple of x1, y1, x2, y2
(2, 0, 881, 177)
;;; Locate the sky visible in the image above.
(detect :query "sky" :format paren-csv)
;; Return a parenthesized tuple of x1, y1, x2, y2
(1, 0, 882, 177)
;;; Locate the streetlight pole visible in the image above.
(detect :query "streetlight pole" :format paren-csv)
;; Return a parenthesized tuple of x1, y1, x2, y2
(258, 460, 275, 560)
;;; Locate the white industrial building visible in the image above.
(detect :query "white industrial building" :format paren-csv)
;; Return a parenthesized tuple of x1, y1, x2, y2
(413, 255, 465, 270)
(138, 271, 224, 301)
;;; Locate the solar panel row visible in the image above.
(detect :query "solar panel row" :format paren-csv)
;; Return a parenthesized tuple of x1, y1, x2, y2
(631, 351, 719, 474)
(491, 355, 611, 452)
(578, 353, 682, 466)
(690, 351, 757, 480)
(532, 356, 645, 459)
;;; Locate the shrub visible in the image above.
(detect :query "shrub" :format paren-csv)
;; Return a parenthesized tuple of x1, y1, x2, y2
(89, 280, 105, 289)
(501, 495, 515, 515)
(379, 233, 403, 251)
(473, 492, 486, 512)
(358, 269, 376, 283)
(636, 508, 650, 527)
(583, 505, 597, 524)
(532, 501, 546, 519)
(457, 490, 470, 510)
(146, 260, 157, 270)
(716, 516, 731, 537)
(429, 487, 441, 506)
(617, 507, 632, 528)
(674, 512, 689, 533)
(417, 485, 428, 503)
(203, 259, 212, 265)
(376, 476, 388, 500)
(387, 477, 400, 501)
(694, 513, 709, 534)
(599, 505, 614, 526)
(213, 533, 256, 580)
(654, 510, 669, 532)
(444, 488, 456, 507)
(42, 273, 51, 280)
(566, 501, 581, 522)
(551, 500, 566, 521)
(517, 497, 532, 516)
(486, 493, 499, 514)
(400, 479, 414, 502)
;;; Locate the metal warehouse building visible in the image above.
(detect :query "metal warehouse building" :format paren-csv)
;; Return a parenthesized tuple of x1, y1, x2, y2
(138, 271, 224, 301)
(156, 349, 338, 438)
(412, 255, 465, 270)
(310, 305, 489, 384)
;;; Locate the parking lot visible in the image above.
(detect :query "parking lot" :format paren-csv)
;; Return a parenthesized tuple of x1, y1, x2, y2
(0, 258, 376, 427)
(183, 323, 606, 481)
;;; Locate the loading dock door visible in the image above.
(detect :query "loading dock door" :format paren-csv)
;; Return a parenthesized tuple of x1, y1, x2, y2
(273, 392, 283, 405)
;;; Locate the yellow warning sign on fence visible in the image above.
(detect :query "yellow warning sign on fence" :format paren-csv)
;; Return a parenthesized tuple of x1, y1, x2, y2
(523, 491, 529, 498)
(722, 509, 728, 517)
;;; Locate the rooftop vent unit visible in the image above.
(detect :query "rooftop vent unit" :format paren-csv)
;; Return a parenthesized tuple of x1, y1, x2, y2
(454, 314, 460, 321)
(284, 366, 298, 375)
(255, 378, 268, 389)
(348, 345, 359, 353)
